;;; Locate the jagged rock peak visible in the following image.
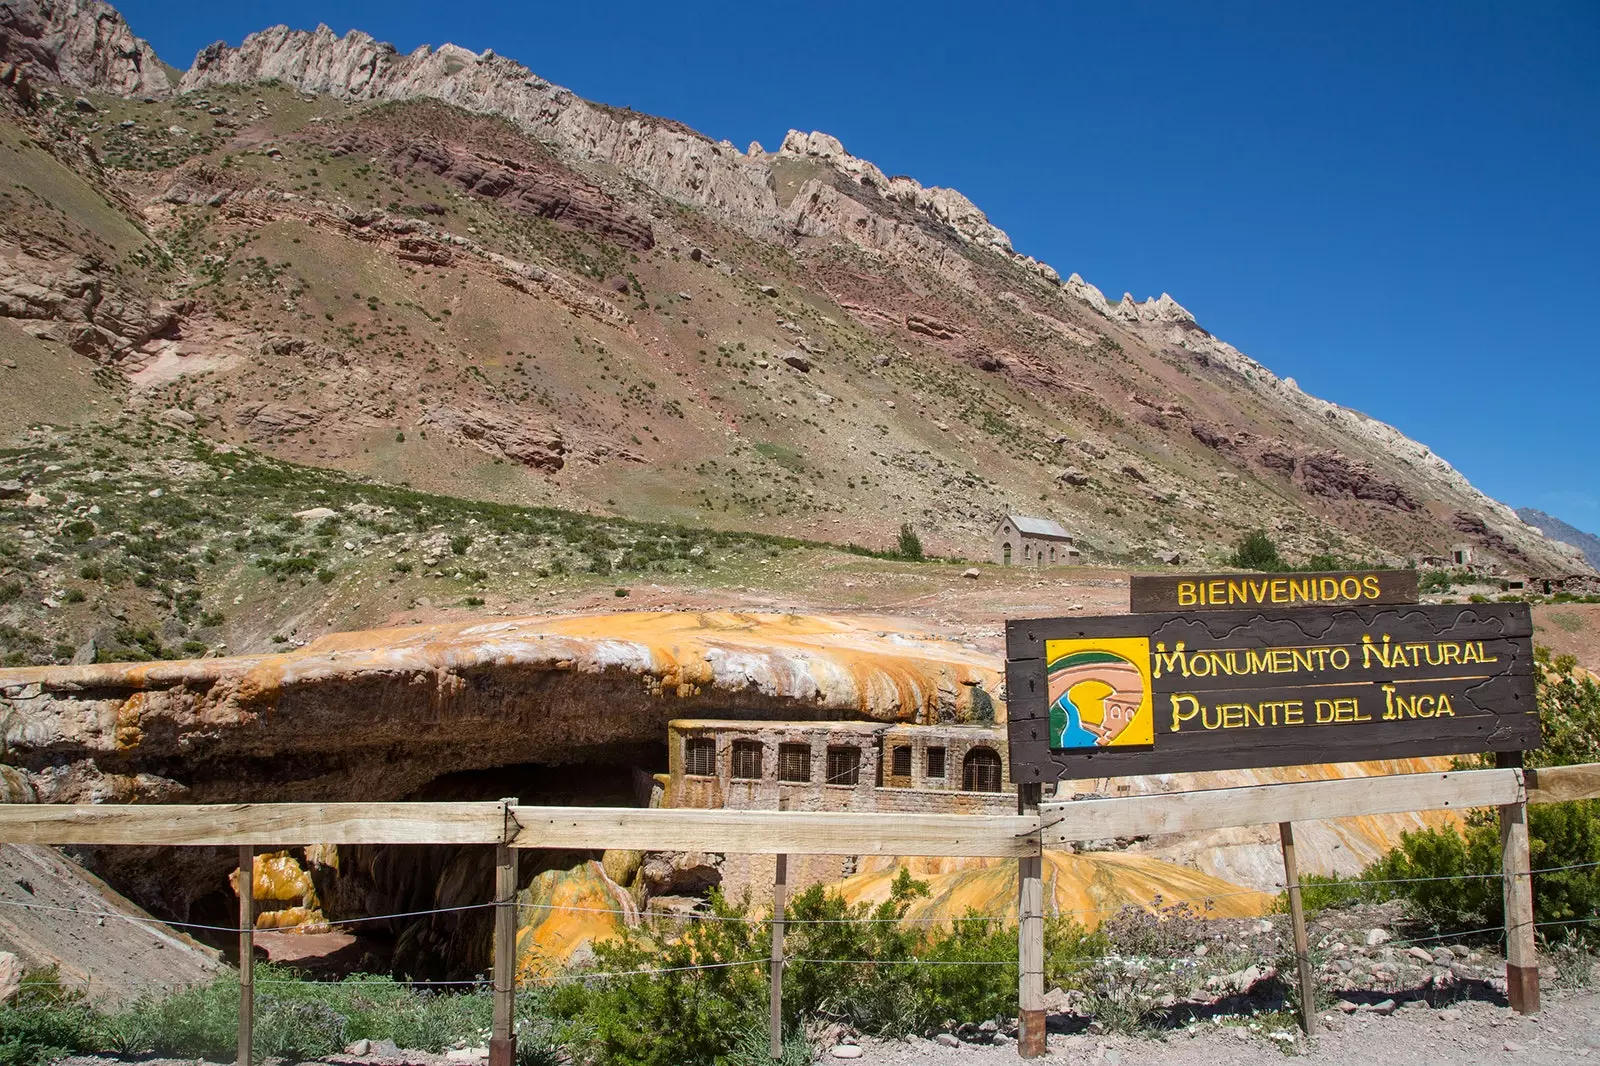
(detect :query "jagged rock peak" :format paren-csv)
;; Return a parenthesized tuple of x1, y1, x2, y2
(777, 128, 1015, 253)
(182, 23, 781, 229)
(0, 0, 171, 97)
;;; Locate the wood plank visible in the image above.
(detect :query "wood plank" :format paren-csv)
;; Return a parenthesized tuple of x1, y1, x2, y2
(1010, 704, 1540, 783)
(1005, 603, 1537, 782)
(1006, 602, 1533, 661)
(1131, 570, 1419, 614)
(1279, 823, 1316, 1036)
(1498, 758, 1539, 1014)
(0, 802, 508, 845)
(237, 845, 253, 1066)
(509, 806, 1038, 856)
(1038, 768, 1521, 844)
(1526, 762, 1600, 805)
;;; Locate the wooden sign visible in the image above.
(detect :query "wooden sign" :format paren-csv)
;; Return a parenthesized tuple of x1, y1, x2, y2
(1130, 569, 1419, 614)
(1004, 603, 1536, 782)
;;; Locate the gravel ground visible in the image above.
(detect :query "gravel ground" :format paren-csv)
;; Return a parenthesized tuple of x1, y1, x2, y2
(854, 989, 1600, 1065)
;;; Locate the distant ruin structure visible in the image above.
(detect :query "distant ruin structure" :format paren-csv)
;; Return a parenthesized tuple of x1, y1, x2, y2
(994, 514, 1080, 566)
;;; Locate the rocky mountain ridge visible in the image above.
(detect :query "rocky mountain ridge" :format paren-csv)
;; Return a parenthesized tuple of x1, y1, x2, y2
(0, 0, 1584, 576)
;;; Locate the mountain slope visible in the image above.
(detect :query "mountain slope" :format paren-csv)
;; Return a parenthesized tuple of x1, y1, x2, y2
(0, 0, 1584, 576)
(1516, 508, 1600, 571)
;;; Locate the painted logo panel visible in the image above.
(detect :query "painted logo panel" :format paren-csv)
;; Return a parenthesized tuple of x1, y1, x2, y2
(1045, 637, 1154, 749)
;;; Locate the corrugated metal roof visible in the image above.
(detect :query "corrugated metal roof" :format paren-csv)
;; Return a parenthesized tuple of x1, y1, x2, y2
(1001, 514, 1074, 540)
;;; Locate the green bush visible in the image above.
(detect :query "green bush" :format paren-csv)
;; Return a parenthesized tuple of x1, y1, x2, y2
(896, 523, 924, 562)
(1352, 652, 1600, 936)
(1419, 570, 1452, 593)
(0, 969, 98, 1066)
(1225, 530, 1283, 572)
(548, 870, 1093, 1066)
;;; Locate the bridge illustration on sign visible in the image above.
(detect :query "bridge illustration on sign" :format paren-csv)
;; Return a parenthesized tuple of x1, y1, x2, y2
(1045, 637, 1155, 749)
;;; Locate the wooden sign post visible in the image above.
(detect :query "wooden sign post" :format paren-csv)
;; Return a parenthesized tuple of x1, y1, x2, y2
(1005, 573, 1541, 1046)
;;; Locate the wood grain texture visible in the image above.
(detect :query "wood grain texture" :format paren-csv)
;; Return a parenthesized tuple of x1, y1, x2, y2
(0, 802, 508, 845)
(1006, 603, 1537, 781)
(1038, 769, 1521, 843)
(1130, 570, 1419, 614)
(1526, 762, 1600, 804)
(509, 806, 1038, 856)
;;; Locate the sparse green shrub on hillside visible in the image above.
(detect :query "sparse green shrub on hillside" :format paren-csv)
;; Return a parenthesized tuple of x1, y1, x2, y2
(1420, 570, 1452, 593)
(896, 523, 924, 562)
(1225, 530, 1284, 572)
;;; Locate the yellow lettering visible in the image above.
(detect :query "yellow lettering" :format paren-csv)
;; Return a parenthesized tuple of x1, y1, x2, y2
(1288, 578, 1311, 604)
(1222, 704, 1246, 729)
(1270, 578, 1288, 603)
(1315, 699, 1336, 724)
(1177, 582, 1197, 607)
(1436, 693, 1455, 717)
(1319, 578, 1340, 600)
(1154, 642, 1187, 679)
(1208, 580, 1227, 605)
(1249, 579, 1270, 602)
(1341, 577, 1362, 600)
(1382, 684, 1399, 720)
(1170, 693, 1200, 731)
(1228, 580, 1248, 605)
(1362, 575, 1381, 598)
(1284, 700, 1304, 725)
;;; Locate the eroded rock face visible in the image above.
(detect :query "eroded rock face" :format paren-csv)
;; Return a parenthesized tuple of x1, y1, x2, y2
(1190, 422, 1419, 511)
(330, 130, 654, 250)
(0, 0, 171, 98)
(0, 611, 1003, 808)
(0, 245, 184, 361)
(182, 27, 779, 232)
(419, 404, 566, 472)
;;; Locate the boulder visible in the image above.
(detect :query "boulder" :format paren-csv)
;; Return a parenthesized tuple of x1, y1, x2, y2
(1056, 468, 1089, 487)
(782, 353, 811, 373)
(0, 952, 21, 1003)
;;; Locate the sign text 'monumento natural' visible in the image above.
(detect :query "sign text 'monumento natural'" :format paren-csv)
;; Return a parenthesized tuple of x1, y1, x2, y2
(1004, 603, 1537, 781)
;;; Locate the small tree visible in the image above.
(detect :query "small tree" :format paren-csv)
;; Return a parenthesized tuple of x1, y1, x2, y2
(897, 523, 924, 561)
(1227, 529, 1283, 571)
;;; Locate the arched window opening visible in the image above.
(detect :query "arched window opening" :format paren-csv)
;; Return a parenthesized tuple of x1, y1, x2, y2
(962, 747, 1003, 793)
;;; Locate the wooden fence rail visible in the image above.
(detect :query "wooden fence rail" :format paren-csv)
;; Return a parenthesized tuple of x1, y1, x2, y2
(0, 761, 1596, 1064)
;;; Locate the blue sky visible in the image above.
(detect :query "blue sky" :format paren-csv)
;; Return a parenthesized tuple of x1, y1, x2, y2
(119, 1, 1600, 528)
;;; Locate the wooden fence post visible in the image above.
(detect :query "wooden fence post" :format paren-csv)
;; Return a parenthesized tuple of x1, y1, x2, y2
(1278, 822, 1316, 1035)
(1496, 757, 1539, 1014)
(1016, 782, 1045, 1059)
(237, 845, 254, 1066)
(490, 798, 520, 1066)
(770, 853, 788, 1060)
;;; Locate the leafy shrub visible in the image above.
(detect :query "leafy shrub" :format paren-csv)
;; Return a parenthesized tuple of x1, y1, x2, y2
(1226, 530, 1283, 572)
(896, 523, 924, 561)
(1354, 652, 1600, 935)
(1420, 570, 1452, 593)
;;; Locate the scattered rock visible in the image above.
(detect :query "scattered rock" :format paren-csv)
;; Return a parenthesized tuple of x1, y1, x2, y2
(1056, 467, 1090, 486)
(0, 951, 21, 1003)
(1120, 463, 1148, 483)
(24, 492, 48, 507)
(293, 507, 339, 520)
(1437, 1008, 1464, 1022)
(160, 407, 197, 426)
(1366, 928, 1391, 946)
(829, 1046, 863, 1059)
(961, 568, 980, 579)
(759, 284, 778, 296)
(0, 480, 23, 500)
(1504, 1040, 1525, 1052)
(782, 353, 811, 373)
(1407, 946, 1435, 964)
(345, 1039, 372, 1055)
(934, 1034, 960, 1048)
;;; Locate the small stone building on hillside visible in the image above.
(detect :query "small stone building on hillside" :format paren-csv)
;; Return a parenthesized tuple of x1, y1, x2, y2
(993, 514, 1080, 567)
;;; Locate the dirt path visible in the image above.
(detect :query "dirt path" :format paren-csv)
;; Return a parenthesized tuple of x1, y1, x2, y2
(858, 989, 1600, 1064)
